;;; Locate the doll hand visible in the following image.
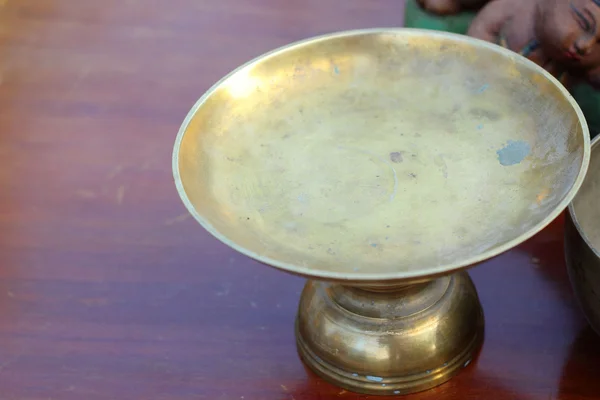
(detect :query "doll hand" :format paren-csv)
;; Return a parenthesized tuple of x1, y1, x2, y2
(467, 0, 512, 43)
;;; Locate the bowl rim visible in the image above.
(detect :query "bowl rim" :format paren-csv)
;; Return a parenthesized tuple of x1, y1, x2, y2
(568, 134, 600, 258)
(173, 27, 591, 283)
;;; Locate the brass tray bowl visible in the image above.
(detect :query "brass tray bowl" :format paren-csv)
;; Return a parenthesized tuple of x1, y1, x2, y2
(565, 134, 600, 335)
(173, 28, 590, 395)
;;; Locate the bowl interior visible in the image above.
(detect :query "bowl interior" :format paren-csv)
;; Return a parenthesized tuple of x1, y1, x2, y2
(174, 29, 589, 281)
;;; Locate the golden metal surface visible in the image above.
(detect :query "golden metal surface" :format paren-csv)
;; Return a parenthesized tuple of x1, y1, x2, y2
(296, 273, 484, 395)
(565, 134, 600, 335)
(174, 28, 589, 285)
(173, 28, 590, 395)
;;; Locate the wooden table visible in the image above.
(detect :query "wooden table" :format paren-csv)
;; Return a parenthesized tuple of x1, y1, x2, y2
(0, 1, 597, 399)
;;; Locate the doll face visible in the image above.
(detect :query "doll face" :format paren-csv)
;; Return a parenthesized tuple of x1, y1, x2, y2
(535, 0, 600, 68)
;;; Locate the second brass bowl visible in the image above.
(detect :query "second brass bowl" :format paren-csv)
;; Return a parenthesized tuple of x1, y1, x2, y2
(565, 134, 600, 334)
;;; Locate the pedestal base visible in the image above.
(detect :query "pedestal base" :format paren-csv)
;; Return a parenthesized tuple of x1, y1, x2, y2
(295, 272, 484, 395)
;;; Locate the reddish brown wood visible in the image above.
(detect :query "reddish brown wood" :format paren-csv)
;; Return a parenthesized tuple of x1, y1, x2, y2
(0, 0, 596, 399)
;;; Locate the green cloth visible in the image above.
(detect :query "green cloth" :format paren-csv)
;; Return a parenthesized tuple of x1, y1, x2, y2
(571, 84, 600, 137)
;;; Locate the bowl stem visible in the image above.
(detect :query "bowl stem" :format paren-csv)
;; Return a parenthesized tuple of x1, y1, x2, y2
(295, 272, 485, 395)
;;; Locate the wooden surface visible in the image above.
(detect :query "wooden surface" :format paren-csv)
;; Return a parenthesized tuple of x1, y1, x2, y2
(0, 0, 598, 399)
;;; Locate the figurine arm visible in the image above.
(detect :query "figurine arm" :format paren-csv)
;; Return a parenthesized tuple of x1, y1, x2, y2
(467, 0, 513, 43)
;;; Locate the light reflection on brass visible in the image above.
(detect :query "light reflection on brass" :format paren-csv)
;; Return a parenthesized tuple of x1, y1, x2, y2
(173, 29, 590, 395)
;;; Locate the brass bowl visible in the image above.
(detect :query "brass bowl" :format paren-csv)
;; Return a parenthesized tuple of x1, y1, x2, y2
(173, 28, 590, 395)
(565, 134, 600, 334)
